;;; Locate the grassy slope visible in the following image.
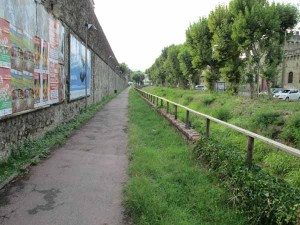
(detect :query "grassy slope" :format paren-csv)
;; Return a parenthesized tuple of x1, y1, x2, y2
(143, 87, 300, 188)
(124, 90, 246, 225)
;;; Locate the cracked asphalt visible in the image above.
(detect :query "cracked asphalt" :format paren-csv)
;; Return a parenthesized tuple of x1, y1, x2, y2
(0, 88, 129, 225)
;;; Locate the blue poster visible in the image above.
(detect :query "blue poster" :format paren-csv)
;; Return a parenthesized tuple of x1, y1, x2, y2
(70, 34, 91, 100)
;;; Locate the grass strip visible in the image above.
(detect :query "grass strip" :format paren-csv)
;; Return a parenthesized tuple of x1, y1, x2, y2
(0, 94, 116, 185)
(124, 90, 247, 225)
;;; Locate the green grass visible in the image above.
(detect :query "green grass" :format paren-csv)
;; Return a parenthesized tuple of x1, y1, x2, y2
(143, 87, 300, 188)
(124, 90, 247, 225)
(0, 94, 116, 184)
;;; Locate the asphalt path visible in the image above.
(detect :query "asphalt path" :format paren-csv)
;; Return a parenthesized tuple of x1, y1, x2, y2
(0, 88, 129, 225)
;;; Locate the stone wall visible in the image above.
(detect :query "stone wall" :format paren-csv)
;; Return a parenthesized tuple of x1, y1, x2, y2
(0, 0, 128, 161)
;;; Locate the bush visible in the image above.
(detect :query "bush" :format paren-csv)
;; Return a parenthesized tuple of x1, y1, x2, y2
(193, 138, 300, 225)
(253, 112, 284, 129)
(202, 96, 216, 105)
(281, 113, 300, 148)
(214, 108, 232, 121)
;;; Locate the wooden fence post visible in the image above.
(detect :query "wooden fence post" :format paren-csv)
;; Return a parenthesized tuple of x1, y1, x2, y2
(247, 136, 254, 165)
(167, 102, 169, 114)
(206, 119, 210, 137)
(174, 105, 177, 120)
(186, 110, 190, 129)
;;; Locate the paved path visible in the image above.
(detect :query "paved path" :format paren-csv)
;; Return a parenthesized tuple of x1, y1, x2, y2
(0, 89, 129, 225)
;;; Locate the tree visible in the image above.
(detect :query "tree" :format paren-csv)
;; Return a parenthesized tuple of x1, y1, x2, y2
(132, 71, 145, 86)
(186, 18, 220, 91)
(178, 44, 198, 88)
(163, 44, 188, 88)
(208, 4, 244, 94)
(119, 63, 131, 81)
(230, 0, 298, 98)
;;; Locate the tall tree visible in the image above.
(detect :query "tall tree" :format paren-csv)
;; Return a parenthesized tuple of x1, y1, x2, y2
(186, 18, 220, 91)
(178, 44, 198, 88)
(208, 4, 244, 94)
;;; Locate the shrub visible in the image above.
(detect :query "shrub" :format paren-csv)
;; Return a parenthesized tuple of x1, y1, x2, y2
(253, 112, 284, 129)
(281, 113, 300, 148)
(214, 108, 232, 121)
(202, 96, 216, 105)
(193, 138, 300, 225)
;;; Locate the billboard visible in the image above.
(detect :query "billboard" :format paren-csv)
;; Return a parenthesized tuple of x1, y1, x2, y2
(0, 1, 65, 119)
(70, 34, 91, 100)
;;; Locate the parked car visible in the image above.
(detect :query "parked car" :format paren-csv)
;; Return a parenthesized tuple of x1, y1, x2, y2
(195, 85, 207, 90)
(273, 89, 300, 101)
(271, 88, 283, 94)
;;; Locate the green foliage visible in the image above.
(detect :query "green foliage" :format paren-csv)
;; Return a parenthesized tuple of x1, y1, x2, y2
(202, 96, 216, 105)
(0, 94, 116, 184)
(193, 138, 300, 225)
(132, 71, 145, 85)
(281, 112, 300, 146)
(213, 108, 232, 121)
(144, 86, 300, 187)
(125, 90, 247, 225)
(253, 112, 284, 129)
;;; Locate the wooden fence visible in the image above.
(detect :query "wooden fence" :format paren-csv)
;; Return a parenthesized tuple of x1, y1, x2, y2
(135, 88, 300, 164)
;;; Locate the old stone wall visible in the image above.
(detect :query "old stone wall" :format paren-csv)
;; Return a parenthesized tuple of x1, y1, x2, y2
(0, 0, 128, 161)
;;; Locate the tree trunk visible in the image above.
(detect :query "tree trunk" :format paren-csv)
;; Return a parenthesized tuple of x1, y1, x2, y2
(266, 80, 272, 100)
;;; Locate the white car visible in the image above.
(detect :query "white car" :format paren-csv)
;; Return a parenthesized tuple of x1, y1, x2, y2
(273, 89, 300, 101)
(195, 85, 207, 90)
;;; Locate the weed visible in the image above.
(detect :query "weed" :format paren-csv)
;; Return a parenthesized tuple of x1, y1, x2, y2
(202, 96, 216, 105)
(125, 90, 246, 225)
(213, 108, 232, 121)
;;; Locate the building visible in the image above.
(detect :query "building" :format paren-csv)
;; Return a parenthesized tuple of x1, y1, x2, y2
(280, 33, 300, 90)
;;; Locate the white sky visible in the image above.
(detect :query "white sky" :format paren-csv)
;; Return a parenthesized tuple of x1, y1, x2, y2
(94, 0, 299, 71)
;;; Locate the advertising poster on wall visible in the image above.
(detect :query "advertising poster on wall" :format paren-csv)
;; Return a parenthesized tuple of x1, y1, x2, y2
(10, 24, 24, 113)
(42, 39, 48, 72)
(33, 36, 44, 108)
(42, 73, 48, 103)
(0, 18, 11, 68)
(49, 16, 58, 61)
(23, 32, 34, 110)
(49, 59, 59, 104)
(34, 71, 41, 105)
(58, 22, 65, 64)
(58, 64, 65, 102)
(0, 67, 12, 117)
(34, 36, 41, 70)
(48, 16, 60, 104)
(70, 34, 91, 100)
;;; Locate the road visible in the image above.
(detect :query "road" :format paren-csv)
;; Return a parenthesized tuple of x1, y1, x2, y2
(0, 88, 129, 225)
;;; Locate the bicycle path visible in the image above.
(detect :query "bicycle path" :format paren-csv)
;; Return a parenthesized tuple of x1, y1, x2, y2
(0, 88, 129, 225)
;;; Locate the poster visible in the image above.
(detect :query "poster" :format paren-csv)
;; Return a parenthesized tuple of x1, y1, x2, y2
(49, 59, 59, 103)
(49, 16, 58, 61)
(0, 67, 12, 117)
(58, 64, 65, 101)
(0, 18, 11, 68)
(23, 32, 34, 110)
(58, 22, 65, 64)
(34, 36, 41, 70)
(34, 71, 41, 105)
(42, 39, 48, 71)
(48, 16, 59, 104)
(70, 34, 91, 100)
(10, 24, 24, 113)
(42, 73, 48, 103)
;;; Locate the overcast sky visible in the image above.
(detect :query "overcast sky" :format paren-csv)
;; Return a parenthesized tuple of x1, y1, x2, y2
(94, 0, 299, 72)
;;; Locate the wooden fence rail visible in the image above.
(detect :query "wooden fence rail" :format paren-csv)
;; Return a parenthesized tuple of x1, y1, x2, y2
(135, 88, 300, 164)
